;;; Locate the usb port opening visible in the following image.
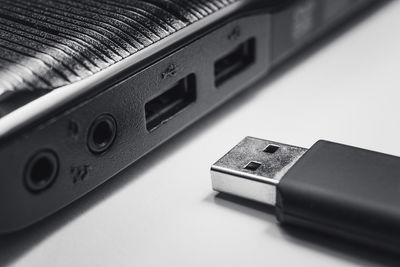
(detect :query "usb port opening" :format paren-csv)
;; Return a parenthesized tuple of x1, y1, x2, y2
(214, 38, 256, 87)
(145, 74, 196, 131)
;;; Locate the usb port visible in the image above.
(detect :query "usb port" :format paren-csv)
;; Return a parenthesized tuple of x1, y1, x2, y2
(214, 38, 256, 87)
(145, 74, 196, 131)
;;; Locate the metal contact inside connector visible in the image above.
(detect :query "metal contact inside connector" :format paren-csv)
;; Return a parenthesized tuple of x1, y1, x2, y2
(244, 161, 262, 171)
(264, 144, 280, 154)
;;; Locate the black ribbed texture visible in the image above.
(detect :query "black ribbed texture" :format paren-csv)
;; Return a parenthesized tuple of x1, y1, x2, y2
(0, 0, 236, 92)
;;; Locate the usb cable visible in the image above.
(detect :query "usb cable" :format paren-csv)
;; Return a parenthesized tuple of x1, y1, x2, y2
(211, 137, 400, 252)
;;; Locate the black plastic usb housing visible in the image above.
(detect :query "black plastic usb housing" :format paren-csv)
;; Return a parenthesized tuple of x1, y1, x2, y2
(212, 137, 400, 253)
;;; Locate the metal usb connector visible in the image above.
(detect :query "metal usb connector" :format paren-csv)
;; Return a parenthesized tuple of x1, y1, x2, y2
(211, 137, 307, 206)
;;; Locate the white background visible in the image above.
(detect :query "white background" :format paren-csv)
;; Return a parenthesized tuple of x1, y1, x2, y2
(2, 1, 400, 266)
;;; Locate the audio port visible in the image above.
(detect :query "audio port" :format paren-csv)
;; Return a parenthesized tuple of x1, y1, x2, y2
(25, 150, 59, 193)
(87, 114, 117, 154)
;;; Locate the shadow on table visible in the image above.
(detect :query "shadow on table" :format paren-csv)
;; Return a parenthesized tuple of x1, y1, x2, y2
(0, 1, 391, 265)
(213, 192, 400, 267)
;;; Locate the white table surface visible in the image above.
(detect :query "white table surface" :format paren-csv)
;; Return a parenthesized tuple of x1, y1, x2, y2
(2, 1, 400, 266)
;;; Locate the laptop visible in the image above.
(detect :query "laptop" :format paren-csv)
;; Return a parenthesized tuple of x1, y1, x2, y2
(0, 0, 379, 233)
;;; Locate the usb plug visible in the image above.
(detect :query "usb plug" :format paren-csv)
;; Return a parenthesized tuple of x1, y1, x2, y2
(211, 137, 307, 205)
(211, 137, 400, 253)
